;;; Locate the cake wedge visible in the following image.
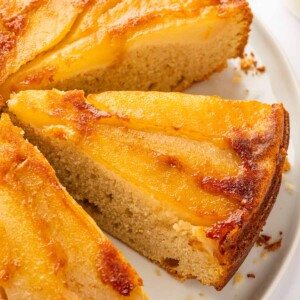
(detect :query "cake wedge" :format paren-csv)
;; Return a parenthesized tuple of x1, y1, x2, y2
(0, 0, 252, 99)
(8, 89, 289, 290)
(0, 114, 147, 300)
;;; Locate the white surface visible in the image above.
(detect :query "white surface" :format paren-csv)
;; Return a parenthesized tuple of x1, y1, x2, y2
(285, 0, 300, 19)
(250, 0, 300, 84)
(109, 13, 300, 300)
(249, 1, 300, 299)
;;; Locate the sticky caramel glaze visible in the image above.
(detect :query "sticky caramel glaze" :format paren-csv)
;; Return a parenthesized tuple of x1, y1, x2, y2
(97, 240, 143, 296)
(0, 114, 143, 298)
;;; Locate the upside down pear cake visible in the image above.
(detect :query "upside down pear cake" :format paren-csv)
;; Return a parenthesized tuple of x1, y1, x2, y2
(0, 114, 147, 300)
(8, 90, 289, 290)
(0, 0, 252, 99)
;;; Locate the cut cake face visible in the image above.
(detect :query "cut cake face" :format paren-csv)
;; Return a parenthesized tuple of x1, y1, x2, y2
(8, 89, 289, 290)
(0, 113, 147, 300)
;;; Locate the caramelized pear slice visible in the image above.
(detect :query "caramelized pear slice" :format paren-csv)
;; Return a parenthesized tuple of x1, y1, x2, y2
(0, 114, 146, 300)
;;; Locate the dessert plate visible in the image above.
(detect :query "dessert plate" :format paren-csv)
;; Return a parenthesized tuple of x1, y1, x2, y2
(108, 17, 300, 300)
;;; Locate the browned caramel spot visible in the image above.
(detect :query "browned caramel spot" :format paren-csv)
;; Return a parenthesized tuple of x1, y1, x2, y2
(199, 175, 257, 203)
(63, 91, 107, 117)
(0, 31, 16, 55)
(3, 15, 28, 35)
(156, 154, 183, 170)
(206, 208, 248, 242)
(96, 239, 142, 296)
(18, 67, 56, 88)
(71, 0, 92, 8)
(197, 132, 269, 211)
(62, 91, 111, 134)
(172, 125, 182, 131)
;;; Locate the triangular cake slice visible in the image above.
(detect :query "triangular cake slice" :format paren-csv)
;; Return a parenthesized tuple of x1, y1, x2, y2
(0, 0, 252, 98)
(8, 90, 289, 290)
(0, 114, 147, 300)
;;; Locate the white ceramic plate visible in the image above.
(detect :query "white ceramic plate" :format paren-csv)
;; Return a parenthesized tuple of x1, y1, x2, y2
(109, 17, 300, 300)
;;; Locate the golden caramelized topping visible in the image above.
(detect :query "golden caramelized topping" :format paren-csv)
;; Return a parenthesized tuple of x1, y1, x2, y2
(0, 114, 144, 299)
(0, 0, 252, 99)
(8, 90, 287, 237)
(0, 0, 91, 85)
(97, 239, 143, 296)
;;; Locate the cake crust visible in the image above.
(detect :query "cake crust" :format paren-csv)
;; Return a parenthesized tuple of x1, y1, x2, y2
(207, 108, 290, 289)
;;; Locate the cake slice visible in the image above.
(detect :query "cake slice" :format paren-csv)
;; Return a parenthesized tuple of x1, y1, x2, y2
(8, 89, 289, 290)
(0, 0, 252, 99)
(0, 114, 147, 300)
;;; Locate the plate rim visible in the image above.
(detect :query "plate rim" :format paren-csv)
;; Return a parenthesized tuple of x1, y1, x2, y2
(252, 16, 300, 300)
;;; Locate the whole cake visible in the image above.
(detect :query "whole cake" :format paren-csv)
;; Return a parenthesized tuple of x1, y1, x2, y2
(8, 89, 289, 290)
(0, 0, 252, 98)
(0, 113, 147, 300)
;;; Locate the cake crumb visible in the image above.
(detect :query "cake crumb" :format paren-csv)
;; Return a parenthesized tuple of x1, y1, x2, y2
(232, 75, 243, 83)
(256, 234, 282, 253)
(240, 52, 266, 75)
(253, 258, 259, 265)
(240, 54, 255, 74)
(283, 158, 291, 172)
(285, 181, 295, 194)
(232, 70, 243, 83)
(155, 268, 161, 276)
(199, 293, 205, 298)
(264, 239, 282, 252)
(261, 251, 267, 259)
(279, 231, 283, 236)
(234, 272, 244, 285)
(186, 295, 195, 300)
(256, 234, 271, 247)
(247, 273, 256, 279)
(257, 66, 266, 73)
